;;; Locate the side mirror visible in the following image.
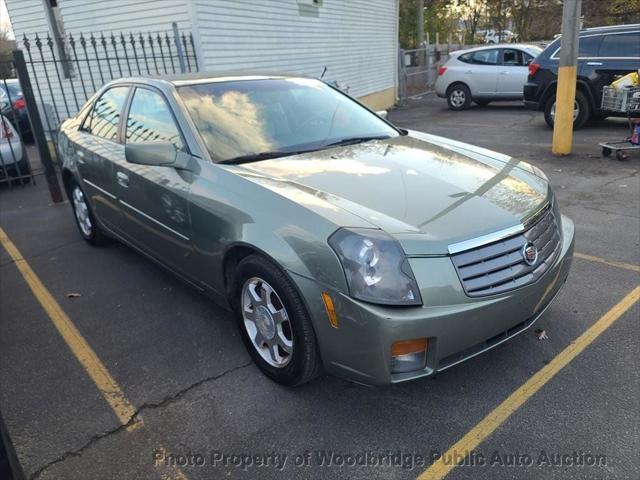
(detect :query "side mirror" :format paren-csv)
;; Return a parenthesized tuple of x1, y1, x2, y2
(376, 110, 388, 120)
(125, 142, 176, 167)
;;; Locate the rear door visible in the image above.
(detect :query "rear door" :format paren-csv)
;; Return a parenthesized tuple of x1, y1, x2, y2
(497, 48, 531, 98)
(114, 86, 194, 276)
(581, 29, 640, 108)
(467, 49, 500, 96)
(75, 86, 130, 230)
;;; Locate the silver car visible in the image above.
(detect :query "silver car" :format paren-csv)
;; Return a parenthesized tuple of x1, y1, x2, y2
(436, 44, 542, 110)
(0, 115, 25, 178)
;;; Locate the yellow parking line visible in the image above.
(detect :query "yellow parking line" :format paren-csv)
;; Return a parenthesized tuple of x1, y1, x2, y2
(418, 285, 640, 480)
(0, 227, 190, 478)
(574, 252, 640, 273)
(0, 227, 137, 427)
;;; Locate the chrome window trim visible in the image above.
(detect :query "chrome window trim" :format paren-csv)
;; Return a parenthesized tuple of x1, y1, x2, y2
(549, 30, 640, 60)
(119, 200, 190, 241)
(83, 179, 116, 200)
(447, 201, 550, 255)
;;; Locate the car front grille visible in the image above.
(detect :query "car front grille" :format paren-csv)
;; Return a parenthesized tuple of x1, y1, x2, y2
(451, 205, 560, 297)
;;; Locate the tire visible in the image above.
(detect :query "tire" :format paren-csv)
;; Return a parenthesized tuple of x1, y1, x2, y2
(543, 89, 590, 129)
(447, 84, 472, 111)
(602, 147, 612, 157)
(67, 179, 110, 246)
(233, 254, 322, 386)
(474, 99, 491, 107)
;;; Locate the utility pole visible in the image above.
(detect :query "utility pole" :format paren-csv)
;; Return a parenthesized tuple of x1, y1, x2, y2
(552, 0, 582, 155)
(417, 0, 424, 47)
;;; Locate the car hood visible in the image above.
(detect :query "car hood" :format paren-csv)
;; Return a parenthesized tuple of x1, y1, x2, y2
(234, 131, 550, 255)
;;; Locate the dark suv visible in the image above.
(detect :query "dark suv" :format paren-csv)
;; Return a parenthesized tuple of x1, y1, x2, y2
(524, 24, 640, 129)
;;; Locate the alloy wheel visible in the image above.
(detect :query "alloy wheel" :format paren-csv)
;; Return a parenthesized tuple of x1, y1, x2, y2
(449, 89, 466, 108)
(550, 100, 579, 121)
(241, 277, 293, 368)
(72, 186, 92, 237)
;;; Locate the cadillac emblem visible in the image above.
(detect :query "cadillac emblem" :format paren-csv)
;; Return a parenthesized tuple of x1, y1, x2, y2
(522, 242, 538, 266)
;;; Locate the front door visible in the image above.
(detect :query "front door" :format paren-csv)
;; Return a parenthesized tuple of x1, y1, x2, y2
(113, 86, 194, 277)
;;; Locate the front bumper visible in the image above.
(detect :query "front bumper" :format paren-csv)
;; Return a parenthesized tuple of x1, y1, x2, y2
(292, 215, 575, 386)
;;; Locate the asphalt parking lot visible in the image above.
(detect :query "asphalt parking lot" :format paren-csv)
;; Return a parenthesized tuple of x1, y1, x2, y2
(1, 95, 638, 480)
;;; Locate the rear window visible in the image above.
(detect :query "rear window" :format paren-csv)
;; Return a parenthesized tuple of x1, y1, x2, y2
(460, 49, 499, 65)
(599, 33, 640, 58)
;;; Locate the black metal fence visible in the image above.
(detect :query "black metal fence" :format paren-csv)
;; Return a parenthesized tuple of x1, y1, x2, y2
(0, 25, 198, 199)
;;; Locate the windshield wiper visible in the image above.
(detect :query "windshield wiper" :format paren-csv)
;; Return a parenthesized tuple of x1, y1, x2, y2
(324, 135, 391, 148)
(218, 150, 311, 165)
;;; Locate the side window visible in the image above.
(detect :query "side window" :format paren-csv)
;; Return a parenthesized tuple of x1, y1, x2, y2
(82, 86, 129, 141)
(578, 35, 602, 57)
(471, 49, 498, 65)
(458, 53, 472, 64)
(598, 33, 640, 58)
(552, 35, 602, 59)
(502, 49, 523, 66)
(125, 88, 184, 150)
(522, 52, 534, 65)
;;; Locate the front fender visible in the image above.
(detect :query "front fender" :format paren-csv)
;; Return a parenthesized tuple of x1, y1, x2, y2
(187, 162, 349, 300)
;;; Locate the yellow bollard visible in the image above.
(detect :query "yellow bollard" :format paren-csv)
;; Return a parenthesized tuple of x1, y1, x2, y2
(552, 66, 578, 155)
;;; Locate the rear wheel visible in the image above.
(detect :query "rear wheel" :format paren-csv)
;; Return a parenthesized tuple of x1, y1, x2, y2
(233, 254, 321, 386)
(543, 90, 590, 129)
(447, 84, 471, 111)
(68, 179, 110, 246)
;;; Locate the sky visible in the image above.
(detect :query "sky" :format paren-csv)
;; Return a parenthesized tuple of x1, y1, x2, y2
(0, 0, 14, 39)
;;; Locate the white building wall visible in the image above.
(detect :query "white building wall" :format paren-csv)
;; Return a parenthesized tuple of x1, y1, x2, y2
(4, 0, 193, 133)
(193, 0, 398, 101)
(4, 0, 398, 133)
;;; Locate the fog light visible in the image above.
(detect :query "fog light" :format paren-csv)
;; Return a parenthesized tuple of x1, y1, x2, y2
(391, 338, 428, 373)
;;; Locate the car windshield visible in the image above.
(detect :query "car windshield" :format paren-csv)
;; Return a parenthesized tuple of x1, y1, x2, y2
(527, 46, 543, 56)
(177, 78, 398, 163)
(0, 81, 22, 97)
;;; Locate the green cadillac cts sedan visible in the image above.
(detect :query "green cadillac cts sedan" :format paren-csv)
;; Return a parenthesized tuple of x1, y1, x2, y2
(58, 74, 574, 386)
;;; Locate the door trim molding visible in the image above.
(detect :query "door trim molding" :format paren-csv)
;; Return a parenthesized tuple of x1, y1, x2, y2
(119, 200, 190, 241)
(83, 179, 117, 200)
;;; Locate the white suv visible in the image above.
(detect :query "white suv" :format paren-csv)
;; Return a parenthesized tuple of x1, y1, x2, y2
(435, 44, 542, 110)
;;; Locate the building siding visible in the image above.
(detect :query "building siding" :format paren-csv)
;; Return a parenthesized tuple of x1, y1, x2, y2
(193, 0, 398, 100)
(4, 0, 398, 132)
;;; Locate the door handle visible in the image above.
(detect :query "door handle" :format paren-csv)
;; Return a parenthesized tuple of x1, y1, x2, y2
(500, 71, 509, 75)
(116, 171, 129, 188)
(586, 62, 602, 66)
(465, 70, 472, 74)
(77, 150, 85, 164)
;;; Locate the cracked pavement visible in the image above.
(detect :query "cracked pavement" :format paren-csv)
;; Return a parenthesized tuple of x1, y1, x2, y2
(1, 96, 638, 479)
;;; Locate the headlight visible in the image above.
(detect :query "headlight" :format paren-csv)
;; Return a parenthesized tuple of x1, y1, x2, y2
(328, 228, 422, 306)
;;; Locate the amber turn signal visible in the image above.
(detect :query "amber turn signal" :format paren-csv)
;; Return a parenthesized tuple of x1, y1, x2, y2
(321, 292, 338, 328)
(391, 338, 428, 357)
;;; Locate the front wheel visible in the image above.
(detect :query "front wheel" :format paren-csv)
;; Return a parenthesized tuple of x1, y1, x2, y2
(544, 90, 590, 129)
(233, 254, 322, 386)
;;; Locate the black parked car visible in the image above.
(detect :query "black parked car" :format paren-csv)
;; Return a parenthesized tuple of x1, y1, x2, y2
(524, 24, 640, 129)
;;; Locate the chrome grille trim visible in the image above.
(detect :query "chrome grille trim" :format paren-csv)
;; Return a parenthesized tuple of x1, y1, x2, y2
(451, 206, 560, 297)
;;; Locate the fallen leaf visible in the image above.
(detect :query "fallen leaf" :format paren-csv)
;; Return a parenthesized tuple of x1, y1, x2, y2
(66, 292, 81, 298)
(535, 329, 548, 341)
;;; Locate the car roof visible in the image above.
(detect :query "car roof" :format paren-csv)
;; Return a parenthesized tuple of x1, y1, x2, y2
(108, 72, 313, 88)
(451, 44, 541, 55)
(581, 23, 639, 34)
